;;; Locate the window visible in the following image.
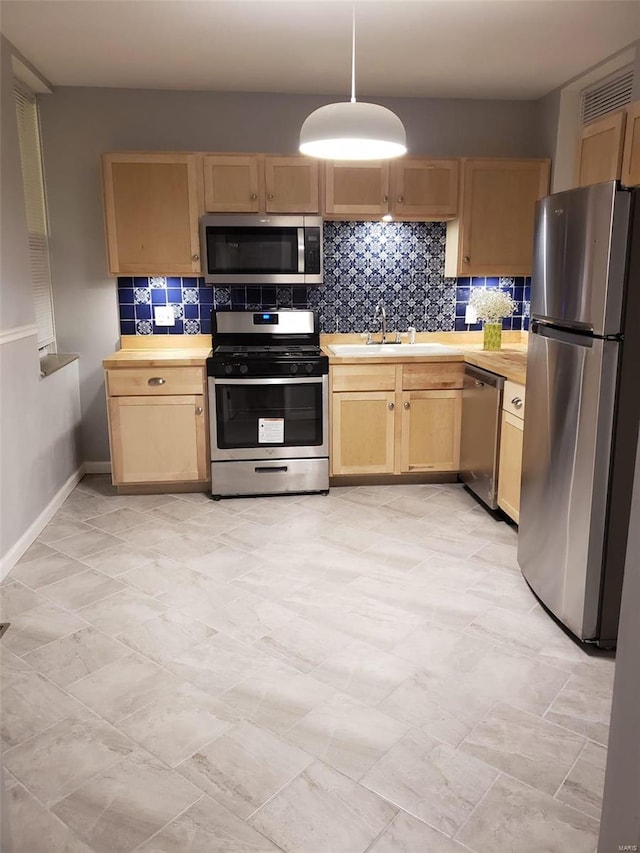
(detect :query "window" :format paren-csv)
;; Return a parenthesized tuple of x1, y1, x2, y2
(14, 82, 56, 349)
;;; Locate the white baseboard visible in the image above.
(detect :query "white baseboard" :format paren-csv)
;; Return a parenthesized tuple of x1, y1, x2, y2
(0, 466, 84, 581)
(83, 461, 112, 474)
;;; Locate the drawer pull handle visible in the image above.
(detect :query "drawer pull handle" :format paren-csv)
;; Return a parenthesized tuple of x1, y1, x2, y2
(511, 397, 523, 409)
(474, 380, 484, 387)
(195, 406, 203, 415)
(148, 377, 166, 386)
(255, 466, 288, 474)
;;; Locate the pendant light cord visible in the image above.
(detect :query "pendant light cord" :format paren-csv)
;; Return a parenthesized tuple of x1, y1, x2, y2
(350, 4, 356, 103)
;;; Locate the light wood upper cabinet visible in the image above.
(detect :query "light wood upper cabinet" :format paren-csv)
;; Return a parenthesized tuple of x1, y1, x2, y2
(203, 155, 319, 213)
(264, 157, 319, 212)
(330, 362, 463, 476)
(445, 158, 550, 277)
(203, 155, 262, 212)
(102, 153, 202, 276)
(323, 158, 459, 220)
(392, 159, 459, 219)
(577, 110, 626, 187)
(621, 100, 640, 187)
(324, 161, 391, 217)
(105, 365, 208, 487)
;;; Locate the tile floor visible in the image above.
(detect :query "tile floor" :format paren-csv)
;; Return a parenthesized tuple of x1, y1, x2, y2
(1, 477, 614, 853)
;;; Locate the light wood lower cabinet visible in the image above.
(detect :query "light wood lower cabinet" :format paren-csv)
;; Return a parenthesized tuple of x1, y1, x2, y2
(497, 380, 526, 523)
(400, 390, 461, 472)
(331, 362, 463, 477)
(105, 366, 208, 486)
(331, 391, 396, 474)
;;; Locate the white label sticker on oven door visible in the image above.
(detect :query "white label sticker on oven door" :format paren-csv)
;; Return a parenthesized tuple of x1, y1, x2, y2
(258, 418, 284, 443)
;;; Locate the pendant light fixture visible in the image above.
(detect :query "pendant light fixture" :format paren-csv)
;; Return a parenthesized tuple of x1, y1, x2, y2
(299, 7, 407, 160)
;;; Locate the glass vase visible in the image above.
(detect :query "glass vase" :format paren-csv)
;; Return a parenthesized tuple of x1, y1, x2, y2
(483, 322, 502, 351)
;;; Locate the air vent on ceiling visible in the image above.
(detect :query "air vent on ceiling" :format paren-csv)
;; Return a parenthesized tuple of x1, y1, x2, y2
(581, 67, 634, 125)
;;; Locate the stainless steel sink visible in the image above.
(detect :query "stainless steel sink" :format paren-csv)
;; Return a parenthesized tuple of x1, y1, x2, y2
(329, 343, 462, 356)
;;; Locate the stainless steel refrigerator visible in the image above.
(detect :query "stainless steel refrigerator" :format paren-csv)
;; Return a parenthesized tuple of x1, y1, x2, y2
(519, 180, 640, 648)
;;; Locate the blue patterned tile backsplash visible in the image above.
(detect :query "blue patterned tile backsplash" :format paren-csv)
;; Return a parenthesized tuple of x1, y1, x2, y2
(117, 222, 530, 336)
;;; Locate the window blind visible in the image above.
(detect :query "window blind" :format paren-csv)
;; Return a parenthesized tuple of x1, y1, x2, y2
(14, 83, 56, 348)
(581, 67, 634, 125)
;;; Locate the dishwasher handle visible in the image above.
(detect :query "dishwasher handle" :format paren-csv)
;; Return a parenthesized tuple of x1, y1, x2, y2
(464, 364, 505, 390)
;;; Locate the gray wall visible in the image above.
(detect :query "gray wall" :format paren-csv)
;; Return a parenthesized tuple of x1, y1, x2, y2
(0, 35, 82, 575)
(37, 86, 546, 464)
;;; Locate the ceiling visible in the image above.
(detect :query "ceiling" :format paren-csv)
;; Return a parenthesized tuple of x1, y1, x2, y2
(1, 0, 639, 100)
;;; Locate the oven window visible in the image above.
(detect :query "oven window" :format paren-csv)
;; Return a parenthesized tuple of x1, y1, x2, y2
(206, 227, 299, 274)
(215, 383, 323, 448)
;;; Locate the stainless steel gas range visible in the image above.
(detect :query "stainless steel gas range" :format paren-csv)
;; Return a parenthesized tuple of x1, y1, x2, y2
(206, 310, 329, 499)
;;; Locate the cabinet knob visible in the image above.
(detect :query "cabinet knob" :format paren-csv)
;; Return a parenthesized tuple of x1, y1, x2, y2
(382, 195, 389, 203)
(250, 193, 258, 200)
(195, 406, 203, 415)
(511, 397, 523, 409)
(192, 253, 199, 261)
(403, 401, 410, 410)
(267, 193, 274, 200)
(463, 255, 470, 263)
(388, 402, 395, 411)
(397, 195, 404, 204)
(147, 377, 165, 386)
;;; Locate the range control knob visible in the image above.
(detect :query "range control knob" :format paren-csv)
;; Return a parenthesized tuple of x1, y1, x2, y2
(224, 364, 233, 375)
(290, 363, 299, 374)
(304, 363, 314, 374)
(239, 364, 249, 375)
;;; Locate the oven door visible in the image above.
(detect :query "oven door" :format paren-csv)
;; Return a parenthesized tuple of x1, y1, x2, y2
(209, 376, 329, 461)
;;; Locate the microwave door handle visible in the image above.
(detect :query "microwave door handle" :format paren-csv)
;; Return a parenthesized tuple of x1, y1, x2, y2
(297, 227, 305, 273)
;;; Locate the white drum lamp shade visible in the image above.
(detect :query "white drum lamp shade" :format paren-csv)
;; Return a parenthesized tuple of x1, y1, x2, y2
(299, 7, 407, 161)
(299, 101, 407, 160)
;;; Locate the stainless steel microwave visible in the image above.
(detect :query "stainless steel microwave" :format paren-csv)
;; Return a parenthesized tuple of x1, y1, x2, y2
(200, 214, 323, 286)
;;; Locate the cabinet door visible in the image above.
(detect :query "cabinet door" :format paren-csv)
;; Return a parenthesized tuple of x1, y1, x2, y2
(392, 159, 459, 219)
(399, 390, 462, 473)
(446, 158, 550, 277)
(577, 110, 626, 187)
(621, 101, 640, 187)
(497, 410, 523, 523)
(324, 162, 390, 217)
(203, 155, 262, 212)
(331, 391, 395, 475)
(102, 153, 201, 276)
(108, 395, 207, 484)
(264, 157, 319, 213)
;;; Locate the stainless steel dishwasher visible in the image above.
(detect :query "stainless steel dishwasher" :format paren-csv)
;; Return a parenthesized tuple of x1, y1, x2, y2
(459, 364, 504, 510)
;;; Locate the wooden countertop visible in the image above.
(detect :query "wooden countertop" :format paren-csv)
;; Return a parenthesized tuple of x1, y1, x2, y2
(103, 348, 211, 368)
(325, 342, 528, 385)
(103, 333, 528, 384)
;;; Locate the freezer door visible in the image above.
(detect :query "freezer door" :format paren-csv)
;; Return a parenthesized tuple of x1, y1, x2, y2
(518, 324, 619, 640)
(531, 182, 630, 336)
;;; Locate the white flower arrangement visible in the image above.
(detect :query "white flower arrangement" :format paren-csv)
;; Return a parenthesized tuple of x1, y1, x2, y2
(469, 288, 517, 323)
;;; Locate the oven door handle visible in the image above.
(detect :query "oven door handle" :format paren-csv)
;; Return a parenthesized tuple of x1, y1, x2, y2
(254, 465, 288, 474)
(213, 377, 324, 386)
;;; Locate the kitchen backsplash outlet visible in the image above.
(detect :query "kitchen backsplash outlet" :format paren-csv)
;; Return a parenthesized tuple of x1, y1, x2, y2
(117, 221, 530, 336)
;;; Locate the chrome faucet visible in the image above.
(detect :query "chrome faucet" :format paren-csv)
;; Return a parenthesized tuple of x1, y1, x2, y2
(368, 300, 387, 344)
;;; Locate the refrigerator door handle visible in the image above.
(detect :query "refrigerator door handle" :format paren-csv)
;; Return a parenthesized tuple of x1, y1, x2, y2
(532, 320, 595, 348)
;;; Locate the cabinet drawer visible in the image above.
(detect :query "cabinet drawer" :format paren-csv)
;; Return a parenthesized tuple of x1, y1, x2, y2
(402, 362, 464, 390)
(331, 364, 397, 392)
(503, 380, 526, 419)
(106, 367, 204, 396)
